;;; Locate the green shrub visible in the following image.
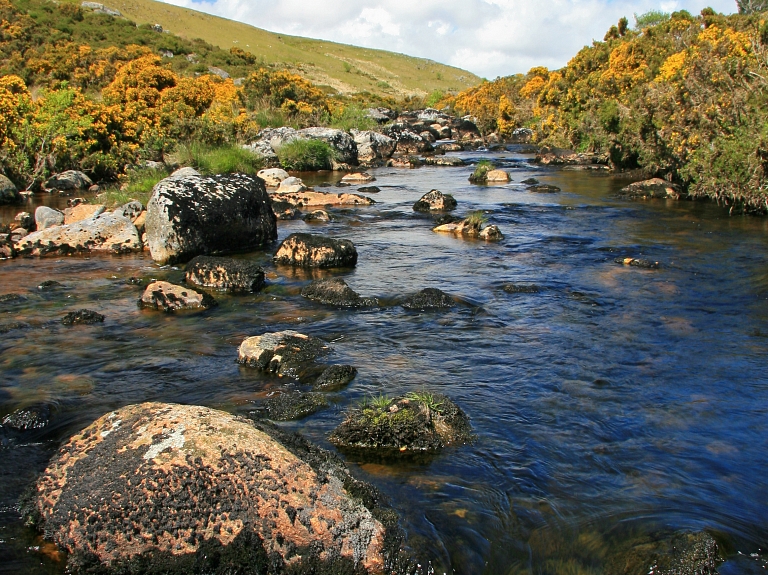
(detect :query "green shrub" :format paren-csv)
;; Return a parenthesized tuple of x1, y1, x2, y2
(277, 138, 337, 171)
(170, 143, 263, 175)
(425, 90, 444, 108)
(633, 10, 670, 29)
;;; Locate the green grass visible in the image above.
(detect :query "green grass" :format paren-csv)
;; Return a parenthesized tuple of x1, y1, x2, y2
(328, 105, 378, 132)
(469, 160, 494, 183)
(170, 143, 264, 175)
(406, 391, 444, 414)
(276, 139, 337, 171)
(464, 211, 488, 230)
(96, 167, 169, 208)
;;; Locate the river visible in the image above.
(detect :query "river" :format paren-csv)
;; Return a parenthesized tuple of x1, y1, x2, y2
(1, 148, 767, 574)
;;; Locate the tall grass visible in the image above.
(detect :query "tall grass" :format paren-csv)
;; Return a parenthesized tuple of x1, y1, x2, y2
(328, 105, 377, 132)
(276, 139, 337, 171)
(96, 167, 169, 208)
(170, 143, 264, 175)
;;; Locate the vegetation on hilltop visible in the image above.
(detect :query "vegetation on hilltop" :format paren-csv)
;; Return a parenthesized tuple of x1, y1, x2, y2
(443, 8, 768, 213)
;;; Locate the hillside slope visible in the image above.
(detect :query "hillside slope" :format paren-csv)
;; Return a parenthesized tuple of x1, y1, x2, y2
(64, 0, 480, 97)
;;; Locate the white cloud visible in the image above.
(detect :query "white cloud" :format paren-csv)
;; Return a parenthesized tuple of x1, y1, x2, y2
(162, 0, 737, 78)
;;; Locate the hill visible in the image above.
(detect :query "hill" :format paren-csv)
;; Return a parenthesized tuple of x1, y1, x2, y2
(60, 0, 480, 98)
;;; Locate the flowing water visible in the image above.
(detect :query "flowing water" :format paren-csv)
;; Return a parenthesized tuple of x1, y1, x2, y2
(1, 148, 767, 574)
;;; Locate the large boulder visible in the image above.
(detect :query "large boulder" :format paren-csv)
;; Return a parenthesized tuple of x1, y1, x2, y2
(301, 278, 378, 307)
(238, 330, 330, 378)
(185, 255, 265, 293)
(0, 175, 21, 205)
(145, 173, 277, 265)
(274, 233, 358, 268)
(616, 178, 681, 200)
(139, 281, 216, 312)
(16, 212, 141, 256)
(413, 190, 457, 212)
(381, 124, 433, 154)
(352, 130, 396, 165)
(43, 170, 93, 192)
(29, 403, 390, 573)
(366, 107, 396, 123)
(35, 206, 65, 230)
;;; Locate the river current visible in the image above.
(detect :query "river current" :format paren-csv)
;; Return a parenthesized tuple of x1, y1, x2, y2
(1, 148, 767, 574)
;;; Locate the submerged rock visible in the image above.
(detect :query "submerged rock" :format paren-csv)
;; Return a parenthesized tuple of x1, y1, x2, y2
(29, 402, 390, 573)
(61, 309, 104, 325)
(0, 321, 28, 334)
(615, 257, 660, 269)
(502, 283, 541, 294)
(617, 178, 681, 200)
(274, 233, 358, 268)
(1, 404, 51, 431)
(238, 330, 330, 378)
(145, 173, 276, 265)
(402, 288, 455, 310)
(521, 178, 540, 185)
(528, 184, 561, 193)
(604, 530, 723, 575)
(139, 281, 216, 312)
(329, 392, 472, 454)
(341, 172, 375, 184)
(313, 364, 357, 391)
(423, 156, 466, 167)
(185, 255, 265, 293)
(301, 278, 378, 307)
(413, 190, 457, 212)
(38, 280, 64, 290)
(255, 391, 328, 421)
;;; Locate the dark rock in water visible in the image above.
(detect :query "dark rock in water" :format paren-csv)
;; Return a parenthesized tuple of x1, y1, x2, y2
(125, 276, 144, 286)
(238, 330, 331, 379)
(274, 233, 358, 268)
(617, 178, 681, 200)
(271, 199, 301, 220)
(0, 235, 15, 259)
(14, 211, 34, 230)
(1, 404, 51, 431)
(0, 293, 26, 304)
(528, 184, 561, 193)
(413, 190, 457, 212)
(521, 178, 540, 185)
(423, 156, 466, 167)
(402, 288, 455, 310)
(433, 214, 463, 226)
(185, 255, 265, 293)
(357, 186, 381, 194)
(314, 365, 358, 390)
(28, 403, 390, 574)
(604, 531, 723, 575)
(329, 392, 472, 454)
(38, 280, 63, 290)
(502, 284, 541, 294)
(303, 209, 331, 223)
(255, 391, 328, 421)
(335, 181, 352, 187)
(615, 257, 660, 269)
(146, 173, 277, 265)
(61, 309, 105, 325)
(301, 278, 378, 307)
(0, 321, 29, 334)
(139, 281, 216, 312)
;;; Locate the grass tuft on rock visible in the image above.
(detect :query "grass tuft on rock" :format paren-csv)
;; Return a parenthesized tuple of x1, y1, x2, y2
(277, 139, 338, 171)
(469, 160, 494, 183)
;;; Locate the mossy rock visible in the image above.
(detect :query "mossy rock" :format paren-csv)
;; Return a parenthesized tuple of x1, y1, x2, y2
(254, 391, 328, 421)
(329, 393, 472, 455)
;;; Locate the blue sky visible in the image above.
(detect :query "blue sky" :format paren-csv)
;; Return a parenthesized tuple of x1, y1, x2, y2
(162, 0, 737, 78)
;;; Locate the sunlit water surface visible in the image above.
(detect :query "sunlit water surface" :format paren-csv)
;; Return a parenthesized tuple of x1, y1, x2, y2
(1, 149, 767, 574)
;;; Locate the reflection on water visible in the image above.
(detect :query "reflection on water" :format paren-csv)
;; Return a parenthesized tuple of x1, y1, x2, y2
(1, 149, 767, 574)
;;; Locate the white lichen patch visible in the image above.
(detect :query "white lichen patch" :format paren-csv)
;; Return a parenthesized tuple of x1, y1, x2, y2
(100, 419, 122, 438)
(143, 425, 186, 460)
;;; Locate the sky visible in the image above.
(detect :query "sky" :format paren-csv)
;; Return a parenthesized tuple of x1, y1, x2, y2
(160, 0, 738, 78)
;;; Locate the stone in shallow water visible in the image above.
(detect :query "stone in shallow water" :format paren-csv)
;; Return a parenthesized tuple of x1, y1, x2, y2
(615, 257, 660, 269)
(401, 288, 455, 310)
(28, 402, 391, 573)
(255, 391, 328, 421)
(237, 330, 330, 379)
(61, 309, 104, 325)
(413, 189, 457, 212)
(185, 255, 265, 293)
(274, 233, 358, 268)
(301, 278, 377, 307)
(313, 364, 358, 391)
(139, 281, 216, 312)
(1, 404, 51, 431)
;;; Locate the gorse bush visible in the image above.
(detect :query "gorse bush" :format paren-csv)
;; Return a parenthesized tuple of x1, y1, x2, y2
(171, 143, 263, 175)
(277, 139, 337, 171)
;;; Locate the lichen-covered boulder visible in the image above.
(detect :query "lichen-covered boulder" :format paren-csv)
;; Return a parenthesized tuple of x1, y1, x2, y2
(413, 190, 457, 212)
(145, 173, 277, 265)
(63, 203, 105, 224)
(35, 206, 64, 230)
(185, 255, 265, 293)
(381, 124, 433, 154)
(329, 393, 472, 454)
(16, 212, 141, 256)
(352, 130, 395, 165)
(401, 288, 455, 310)
(237, 330, 330, 378)
(43, 170, 93, 192)
(139, 281, 216, 312)
(29, 403, 390, 573)
(301, 278, 378, 307)
(0, 174, 21, 205)
(274, 233, 358, 268)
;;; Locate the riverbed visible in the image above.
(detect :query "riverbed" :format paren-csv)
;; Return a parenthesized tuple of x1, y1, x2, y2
(1, 148, 767, 574)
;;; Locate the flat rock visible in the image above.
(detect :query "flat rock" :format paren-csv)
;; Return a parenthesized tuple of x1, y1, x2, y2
(274, 233, 358, 268)
(185, 255, 265, 293)
(402, 288, 455, 310)
(44, 170, 93, 192)
(63, 203, 105, 225)
(61, 309, 104, 325)
(329, 392, 472, 454)
(528, 184, 561, 193)
(30, 402, 389, 573)
(35, 206, 65, 230)
(341, 172, 375, 184)
(145, 173, 276, 265)
(615, 257, 660, 269)
(238, 330, 330, 378)
(255, 391, 328, 421)
(413, 190, 457, 212)
(423, 156, 466, 167)
(0, 174, 21, 205)
(617, 178, 681, 200)
(301, 278, 377, 307)
(17, 212, 141, 256)
(269, 190, 374, 208)
(139, 281, 216, 312)
(313, 365, 357, 391)
(257, 167, 289, 186)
